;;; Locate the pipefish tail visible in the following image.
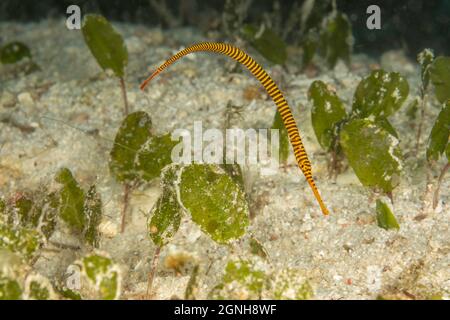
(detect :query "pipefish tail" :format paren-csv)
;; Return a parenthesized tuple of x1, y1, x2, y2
(140, 42, 329, 215)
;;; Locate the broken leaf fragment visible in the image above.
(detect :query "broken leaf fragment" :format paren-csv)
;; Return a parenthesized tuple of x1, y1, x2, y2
(352, 70, 409, 118)
(308, 80, 347, 150)
(55, 168, 86, 233)
(180, 164, 249, 244)
(426, 100, 450, 162)
(340, 119, 402, 193)
(429, 56, 450, 104)
(109, 111, 152, 183)
(376, 199, 400, 230)
(148, 165, 183, 247)
(0, 41, 31, 64)
(82, 14, 128, 78)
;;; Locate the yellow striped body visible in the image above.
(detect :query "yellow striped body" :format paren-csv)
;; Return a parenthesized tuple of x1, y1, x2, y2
(140, 42, 329, 215)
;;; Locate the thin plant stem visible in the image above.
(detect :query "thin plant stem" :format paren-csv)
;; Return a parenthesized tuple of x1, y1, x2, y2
(433, 162, 450, 209)
(415, 91, 426, 152)
(119, 77, 129, 116)
(120, 183, 131, 233)
(146, 246, 161, 299)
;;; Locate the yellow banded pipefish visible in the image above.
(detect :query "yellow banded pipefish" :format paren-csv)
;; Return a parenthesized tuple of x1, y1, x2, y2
(140, 42, 329, 215)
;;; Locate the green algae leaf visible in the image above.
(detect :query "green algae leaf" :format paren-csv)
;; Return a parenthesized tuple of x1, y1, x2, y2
(13, 195, 34, 225)
(426, 101, 450, 162)
(180, 164, 249, 244)
(0, 275, 22, 300)
(272, 111, 290, 164)
(24, 274, 56, 300)
(148, 165, 183, 247)
(320, 12, 352, 68)
(352, 70, 409, 119)
(109, 111, 152, 183)
(249, 237, 269, 260)
(221, 163, 245, 189)
(242, 25, 287, 65)
(84, 186, 102, 248)
(209, 259, 267, 300)
(429, 56, 450, 103)
(58, 287, 82, 300)
(376, 117, 398, 139)
(81, 253, 120, 300)
(446, 143, 450, 160)
(302, 29, 319, 68)
(6, 192, 57, 240)
(417, 49, 434, 91)
(0, 42, 31, 64)
(135, 133, 178, 182)
(340, 119, 402, 193)
(55, 168, 85, 233)
(376, 199, 400, 230)
(308, 80, 347, 150)
(0, 225, 42, 261)
(82, 14, 128, 78)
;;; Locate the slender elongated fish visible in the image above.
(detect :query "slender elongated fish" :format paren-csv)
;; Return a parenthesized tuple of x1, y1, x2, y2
(140, 42, 329, 215)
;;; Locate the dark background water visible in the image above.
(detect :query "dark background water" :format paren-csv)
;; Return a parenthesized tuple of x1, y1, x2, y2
(1, 0, 449, 58)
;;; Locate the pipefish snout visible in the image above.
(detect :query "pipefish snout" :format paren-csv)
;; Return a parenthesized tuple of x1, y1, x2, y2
(140, 42, 329, 216)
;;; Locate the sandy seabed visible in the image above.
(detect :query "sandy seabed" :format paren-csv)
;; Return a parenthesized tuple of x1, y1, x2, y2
(0, 19, 449, 299)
